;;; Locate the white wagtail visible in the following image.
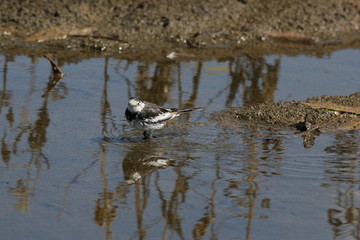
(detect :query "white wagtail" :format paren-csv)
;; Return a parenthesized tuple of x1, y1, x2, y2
(125, 97, 202, 139)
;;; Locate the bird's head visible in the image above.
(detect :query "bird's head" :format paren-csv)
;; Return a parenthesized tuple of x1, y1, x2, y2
(128, 97, 145, 113)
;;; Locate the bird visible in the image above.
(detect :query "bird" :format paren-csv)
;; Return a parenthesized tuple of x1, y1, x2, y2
(125, 97, 202, 139)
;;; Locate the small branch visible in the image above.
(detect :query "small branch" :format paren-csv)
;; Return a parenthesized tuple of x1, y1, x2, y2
(42, 55, 64, 97)
(43, 54, 64, 76)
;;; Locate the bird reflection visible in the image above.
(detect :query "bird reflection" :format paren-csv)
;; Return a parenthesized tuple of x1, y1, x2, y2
(123, 142, 171, 184)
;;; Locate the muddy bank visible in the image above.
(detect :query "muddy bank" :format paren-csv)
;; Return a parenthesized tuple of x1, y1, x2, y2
(212, 92, 360, 137)
(0, 0, 360, 53)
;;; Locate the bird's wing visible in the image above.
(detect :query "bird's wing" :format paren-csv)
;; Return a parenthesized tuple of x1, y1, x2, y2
(137, 104, 175, 123)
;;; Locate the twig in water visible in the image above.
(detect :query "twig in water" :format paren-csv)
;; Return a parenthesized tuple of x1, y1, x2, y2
(43, 54, 64, 76)
(42, 55, 64, 97)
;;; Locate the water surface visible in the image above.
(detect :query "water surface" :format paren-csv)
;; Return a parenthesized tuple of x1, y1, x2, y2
(0, 48, 360, 240)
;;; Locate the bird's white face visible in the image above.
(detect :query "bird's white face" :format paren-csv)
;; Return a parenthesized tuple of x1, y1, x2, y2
(128, 98, 145, 113)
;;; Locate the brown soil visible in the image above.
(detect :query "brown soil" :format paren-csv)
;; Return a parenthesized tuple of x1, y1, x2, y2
(0, 0, 359, 53)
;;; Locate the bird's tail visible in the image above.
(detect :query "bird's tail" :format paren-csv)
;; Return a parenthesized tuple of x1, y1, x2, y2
(170, 107, 204, 113)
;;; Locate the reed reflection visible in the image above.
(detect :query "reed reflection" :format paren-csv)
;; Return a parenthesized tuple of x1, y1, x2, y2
(325, 131, 360, 239)
(155, 153, 197, 240)
(233, 127, 281, 239)
(118, 55, 281, 114)
(100, 57, 118, 139)
(178, 61, 202, 110)
(94, 143, 122, 240)
(135, 62, 174, 105)
(227, 56, 280, 107)
(190, 126, 282, 239)
(1, 56, 14, 164)
(95, 57, 121, 240)
(0, 55, 13, 116)
(0, 55, 67, 211)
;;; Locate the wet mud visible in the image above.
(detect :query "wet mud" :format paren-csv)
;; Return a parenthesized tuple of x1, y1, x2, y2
(212, 92, 360, 147)
(0, 0, 359, 53)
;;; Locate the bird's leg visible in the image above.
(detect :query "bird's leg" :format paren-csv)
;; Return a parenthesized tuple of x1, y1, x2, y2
(143, 130, 153, 140)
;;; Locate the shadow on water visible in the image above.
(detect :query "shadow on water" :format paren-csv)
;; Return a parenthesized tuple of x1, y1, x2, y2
(0, 46, 359, 239)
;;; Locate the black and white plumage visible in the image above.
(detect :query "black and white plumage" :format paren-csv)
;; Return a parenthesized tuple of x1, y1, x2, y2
(125, 97, 201, 139)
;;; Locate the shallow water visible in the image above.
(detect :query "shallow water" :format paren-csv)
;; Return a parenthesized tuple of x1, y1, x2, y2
(0, 48, 359, 240)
